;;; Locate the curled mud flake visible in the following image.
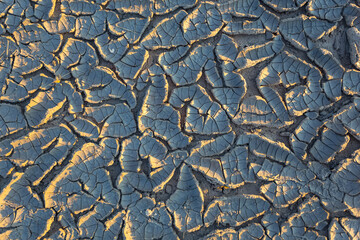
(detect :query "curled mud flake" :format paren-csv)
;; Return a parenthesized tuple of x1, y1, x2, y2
(107, 0, 152, 18)
(139, 67, 192, 149)
(203, 194, 270, 227)
(182, 2, 223, 44)
(166, 164, 204, 232)
(153, 0, 197, 15)
(124, 197, 178, 239)
(0, 104, 26, 138)
(115, 46, 149, 80)
(347, 27, 360, 70)
(307, 0, 349, 22)
(100, 103, 136, 138)
(141, 10, 188, 50)
(234, 35, 284, 71)
(262, 0, 307, 12)
(169, 85, 232, 135)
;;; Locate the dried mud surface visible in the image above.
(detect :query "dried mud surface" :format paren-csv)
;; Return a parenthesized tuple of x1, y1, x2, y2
(0, 0, 360, 239)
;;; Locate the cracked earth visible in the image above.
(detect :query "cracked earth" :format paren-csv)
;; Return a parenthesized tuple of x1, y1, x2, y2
(0, 0, 360, 239)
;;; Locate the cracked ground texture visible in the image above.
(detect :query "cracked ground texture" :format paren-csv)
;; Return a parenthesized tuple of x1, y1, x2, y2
(1, 0, 360, 239)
